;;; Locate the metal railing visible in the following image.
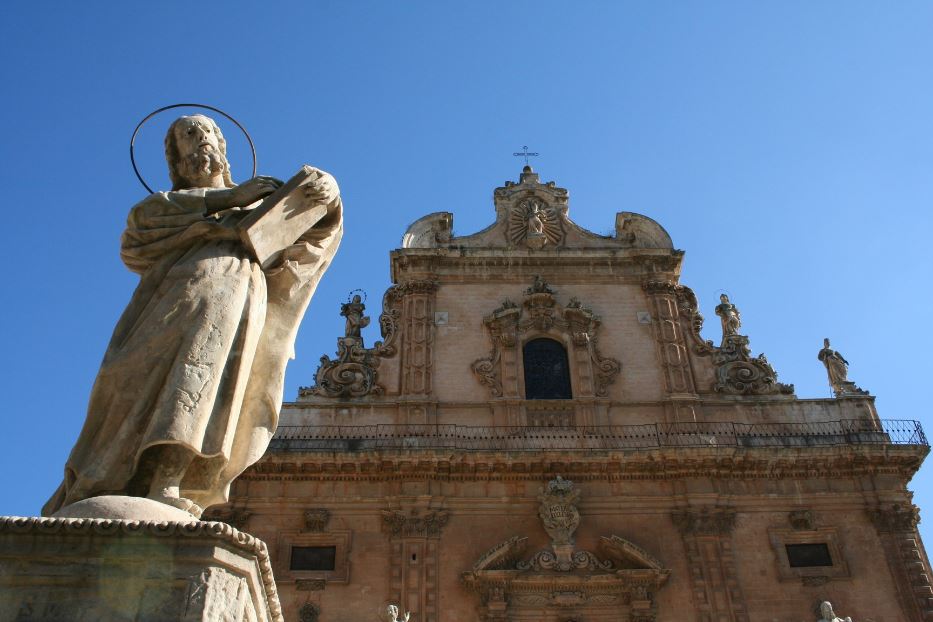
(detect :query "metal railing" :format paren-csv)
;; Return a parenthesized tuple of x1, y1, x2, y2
(268, 419, 927, 453)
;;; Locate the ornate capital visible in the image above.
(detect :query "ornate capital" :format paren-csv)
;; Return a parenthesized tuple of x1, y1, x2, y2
(303, 508, 330, 532)
(789, 509, 815, 531)
(671, 508, 737, 536)
(869, 504, 920, 533)
(381, 509, 450, 538)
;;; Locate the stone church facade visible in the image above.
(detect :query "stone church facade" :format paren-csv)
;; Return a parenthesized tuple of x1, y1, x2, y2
(212, 167, 932, 621)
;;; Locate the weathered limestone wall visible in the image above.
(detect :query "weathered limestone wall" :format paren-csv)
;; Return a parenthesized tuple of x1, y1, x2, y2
(226, 468, 927, 622)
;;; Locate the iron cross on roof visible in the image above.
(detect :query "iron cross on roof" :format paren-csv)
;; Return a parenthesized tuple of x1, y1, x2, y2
(513, 145, 539, 166)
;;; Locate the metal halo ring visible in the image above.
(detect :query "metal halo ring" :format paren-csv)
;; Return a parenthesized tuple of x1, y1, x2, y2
(346, 289, 368, 304)
(130, 103, 257, 194)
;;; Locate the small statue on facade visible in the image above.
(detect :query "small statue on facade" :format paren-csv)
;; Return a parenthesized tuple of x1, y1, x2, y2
(342, 294, 370, 342)
(381, 604, 410, 622)
(715, 294, 741, 342)
(817, 600, 852, 622)
(818, 338, 868, 397)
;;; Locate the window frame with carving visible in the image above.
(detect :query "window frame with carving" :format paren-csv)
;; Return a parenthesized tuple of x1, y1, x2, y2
(276, 530, 352, 584)
(768, 526, 849, 584)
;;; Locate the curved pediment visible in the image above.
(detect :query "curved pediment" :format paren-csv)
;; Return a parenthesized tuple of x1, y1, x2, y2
(401, 166, 673, 251)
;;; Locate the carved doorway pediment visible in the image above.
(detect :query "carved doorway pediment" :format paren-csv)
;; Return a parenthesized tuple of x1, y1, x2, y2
(461, 478, 669, 622)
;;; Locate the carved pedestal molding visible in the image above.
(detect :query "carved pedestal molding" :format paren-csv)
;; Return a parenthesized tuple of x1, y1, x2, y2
(301, 286, 404, 398)
(463, 478, 670, 621)
(869, 504, 933, 621)
(0, 516, 283, 622)
(672, 507, 748, 622)
(471, 277, 621, 402)
(383, 506, 449, 622)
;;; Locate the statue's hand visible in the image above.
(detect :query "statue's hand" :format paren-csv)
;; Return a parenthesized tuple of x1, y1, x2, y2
(403, 613, 410, 622)
(305, 172, 339, 205)
(228, 176, 283, 207)
(205, 176, 283, 214)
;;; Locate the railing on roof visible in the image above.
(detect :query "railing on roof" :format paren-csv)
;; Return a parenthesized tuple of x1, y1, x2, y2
(268, 419, 927, 452)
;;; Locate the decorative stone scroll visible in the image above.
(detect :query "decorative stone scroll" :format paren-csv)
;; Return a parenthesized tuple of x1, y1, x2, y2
(643, 281, 793, 396)
(471, 277, 621, 398)
(463, 477, 669, 621)
(300, 285, 405, 398)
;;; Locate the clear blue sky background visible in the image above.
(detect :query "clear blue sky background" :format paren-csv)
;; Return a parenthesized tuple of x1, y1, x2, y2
(2, 2, 931, 542)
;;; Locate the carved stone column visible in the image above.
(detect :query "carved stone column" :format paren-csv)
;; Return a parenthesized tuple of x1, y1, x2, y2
(672, 508, 748, 622)
(398, 281, 438, 397)
(642, 282, 701, 398)
(869, 504, 933, 621)
(382, 508, 450, 622)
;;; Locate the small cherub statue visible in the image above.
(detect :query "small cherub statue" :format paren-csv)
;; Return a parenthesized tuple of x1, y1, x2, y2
(817, 600, 852, 622)
(382, 604, 411, 622)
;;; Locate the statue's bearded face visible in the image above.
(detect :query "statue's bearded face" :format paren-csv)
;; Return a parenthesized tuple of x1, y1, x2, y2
(171, 115, 227, 187)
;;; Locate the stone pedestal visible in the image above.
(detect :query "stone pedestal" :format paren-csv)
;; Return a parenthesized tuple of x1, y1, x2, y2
(0, 516, 283, 622)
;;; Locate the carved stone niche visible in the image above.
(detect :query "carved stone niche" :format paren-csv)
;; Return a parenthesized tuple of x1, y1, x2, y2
(471, 277, 621, 401)
(495, 166, 569, 250)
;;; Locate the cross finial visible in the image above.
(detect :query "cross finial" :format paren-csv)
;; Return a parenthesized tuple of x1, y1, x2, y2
(513, 145, 539, 166)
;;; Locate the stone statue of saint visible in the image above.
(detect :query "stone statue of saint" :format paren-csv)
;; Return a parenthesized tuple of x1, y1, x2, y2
(818, 338, 867, 397)
(381, 605, 410, 622)
(342, 294, 370, 341)
(715, 294, 741, 342)
(528, 204, 545, 235)
(817, 601, 852, 622)
(43, 115, 343, 518)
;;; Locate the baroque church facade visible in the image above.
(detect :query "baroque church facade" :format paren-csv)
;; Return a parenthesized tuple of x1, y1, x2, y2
(211, 167, 932, 622)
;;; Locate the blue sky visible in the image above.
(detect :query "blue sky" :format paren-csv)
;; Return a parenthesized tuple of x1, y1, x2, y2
(2, 2, 932, 542)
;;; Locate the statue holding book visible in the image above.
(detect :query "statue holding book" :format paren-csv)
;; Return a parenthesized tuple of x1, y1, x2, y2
(44, 114, 343, 518)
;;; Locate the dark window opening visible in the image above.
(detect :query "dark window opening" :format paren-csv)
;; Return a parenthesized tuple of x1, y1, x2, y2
(290, 545, 337, 571)
(523, 338, 572, 400)
(785, 543, 833, 568)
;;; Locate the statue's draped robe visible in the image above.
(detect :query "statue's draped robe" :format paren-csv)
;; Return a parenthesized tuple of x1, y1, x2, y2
(44, 182, 342, 514)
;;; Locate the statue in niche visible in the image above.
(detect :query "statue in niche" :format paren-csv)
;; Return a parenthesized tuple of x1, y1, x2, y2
(818, 338, 868, 397)
(715, 293, 741, 342)
(381, 604, 410, 622)
(507, 197, 563, 249)
(817, 601, 852, 622)
(43, 114, 342, 518)
(342, 294, 369, 342)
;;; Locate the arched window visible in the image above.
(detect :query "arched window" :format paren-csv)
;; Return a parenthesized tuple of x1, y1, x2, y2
(523, 338, 572, 400)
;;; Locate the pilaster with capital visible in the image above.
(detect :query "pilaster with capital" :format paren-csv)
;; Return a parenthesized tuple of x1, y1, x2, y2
(672, 508, 748, 622)
(869, 504, 933, 621)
